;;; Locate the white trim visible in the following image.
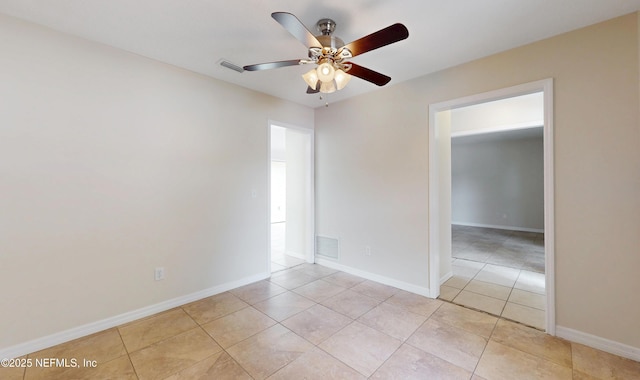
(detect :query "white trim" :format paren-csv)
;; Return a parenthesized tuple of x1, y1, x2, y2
(0, 272, 270, 360)
(452, 222, 544, 233)
(267, 124, 274, 272)
(430, 81, 548, 111)
(556, 326, 640, 362)
(428, 78, 556, 334)
(316, 258, 431, 297)
(427, 107, 440, 299)
(440, 271, 453, 285)
(268, 120, 316, 268)
(541, 79, 556, 335)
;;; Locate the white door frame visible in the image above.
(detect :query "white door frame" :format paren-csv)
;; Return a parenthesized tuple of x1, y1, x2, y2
(268, 120, 315, 270)
(428, 79, 555, 335)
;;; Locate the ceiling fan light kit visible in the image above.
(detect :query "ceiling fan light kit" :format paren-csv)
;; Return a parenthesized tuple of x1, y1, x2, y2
(304, 58, 351, 94)
(243, 12, 408, 97)
(317, 60, 335, 82)
(302, 69, 319, 89)
(334, 68, 351, 90)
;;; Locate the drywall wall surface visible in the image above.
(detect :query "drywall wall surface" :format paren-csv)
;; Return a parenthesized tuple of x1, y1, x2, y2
(452, 134, 544, 230)
(315, 89, 431, 289)
(315, 13, 640, 348)
(0, 13, 313, 349)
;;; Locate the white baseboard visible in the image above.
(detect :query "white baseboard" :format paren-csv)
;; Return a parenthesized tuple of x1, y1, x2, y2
(556, 326, 640, 362)
(285, 250, 306, 260)
(319, 260, 640, 363)
(440, 271, 453, 285)
(452, 221, 544, 233)
(0, 271, 270, 360)
(315, 258, 431, 297)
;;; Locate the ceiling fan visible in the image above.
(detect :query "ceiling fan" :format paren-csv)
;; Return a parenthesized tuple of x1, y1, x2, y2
(243, 12, 409, 94)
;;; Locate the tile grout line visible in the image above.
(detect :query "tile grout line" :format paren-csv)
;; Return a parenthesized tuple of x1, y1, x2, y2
(487, 320, 575, 372)
(202, 276, 337, 378)
(111, 327, 138, 379)
(469, 314, 500, 377)
(114, 348, 140, 380)
(498, 269, 520, 317)
(260, 278, 437, 378)
(451, 228, 546, 328)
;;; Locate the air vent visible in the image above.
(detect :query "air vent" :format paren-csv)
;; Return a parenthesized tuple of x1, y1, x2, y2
(219, 59, 244, 73)
(316, 236, 339, 259)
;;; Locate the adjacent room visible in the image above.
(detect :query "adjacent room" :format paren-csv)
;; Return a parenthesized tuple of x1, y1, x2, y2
(1, 1, 639, 379)
(440, 93, 548, 329)
(269, 124, 313, 272)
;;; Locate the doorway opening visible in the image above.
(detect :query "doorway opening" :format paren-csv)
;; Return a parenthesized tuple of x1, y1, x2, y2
(269, 122, 315, 273)
(428, 79, 555, 334)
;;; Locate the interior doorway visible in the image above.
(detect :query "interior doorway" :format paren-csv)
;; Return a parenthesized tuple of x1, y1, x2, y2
(446, 110, 545, 329)
(428, 79, 555, 334)
(269, 122, 315, 273)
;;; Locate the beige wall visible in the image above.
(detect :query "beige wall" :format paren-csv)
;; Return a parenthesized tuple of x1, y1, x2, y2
(0, 13, 313, 349)
(316, 13, 640, 348)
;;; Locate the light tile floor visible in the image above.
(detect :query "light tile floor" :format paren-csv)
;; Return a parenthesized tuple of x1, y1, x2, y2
(441, 259, 547, 330)
(4, 263, 639, 379)
(444, 225, 547, 329)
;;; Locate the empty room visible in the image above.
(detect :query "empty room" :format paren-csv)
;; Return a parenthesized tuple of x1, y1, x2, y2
(1, 1, 639, 379)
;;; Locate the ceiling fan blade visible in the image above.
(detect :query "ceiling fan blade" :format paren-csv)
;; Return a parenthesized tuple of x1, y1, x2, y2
(272, 12, 322, 49)
(342, 23, 408, 58)
(243, 59, 303, 71)
(306, 86, 319, 94)
(346, 63, 391, 86)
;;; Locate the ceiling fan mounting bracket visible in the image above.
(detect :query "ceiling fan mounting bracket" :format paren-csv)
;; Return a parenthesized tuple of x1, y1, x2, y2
(316, 18, 336, 36)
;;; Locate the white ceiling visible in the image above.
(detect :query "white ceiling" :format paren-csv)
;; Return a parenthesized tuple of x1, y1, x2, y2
(451, 92, 543, 144)
(1, 0, 639, 108)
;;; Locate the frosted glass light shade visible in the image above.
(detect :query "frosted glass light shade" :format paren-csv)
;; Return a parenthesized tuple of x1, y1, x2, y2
(334, 69, 351, 90)
(320, 80, 337, 93)
(317, 62, 336, 83)
(302, 69, 319, 89)
(303, 63, 350, 93)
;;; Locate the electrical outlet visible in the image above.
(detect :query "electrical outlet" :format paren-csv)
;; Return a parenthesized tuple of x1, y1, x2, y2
(155, 267, 165, 281)
(365, 246, 372, 257)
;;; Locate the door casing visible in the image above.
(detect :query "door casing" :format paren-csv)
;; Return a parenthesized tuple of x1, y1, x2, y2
(428, 79, 555, 334)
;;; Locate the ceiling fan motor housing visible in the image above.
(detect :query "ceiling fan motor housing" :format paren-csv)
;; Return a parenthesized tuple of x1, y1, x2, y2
(316, 35, 345, 50)
(315, 18, 346, 51)
(311, 19, 352, 68)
